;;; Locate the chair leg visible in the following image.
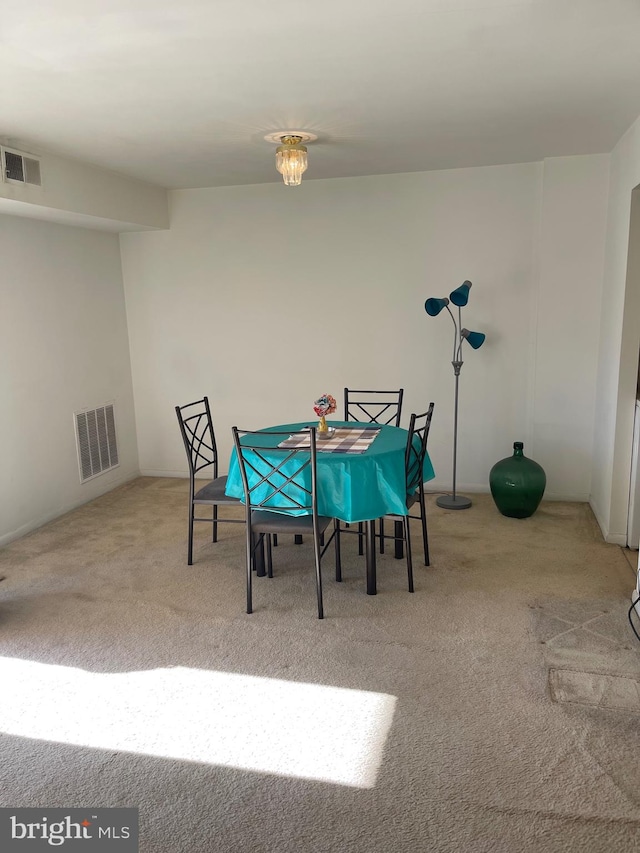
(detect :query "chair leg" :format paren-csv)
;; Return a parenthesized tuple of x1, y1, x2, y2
(188, 504, 194, 566)
(313, 535, 324, 620)
(358, 522, 364, 556)
(404, 515, 414, 593)
(246, 527, 254, 614)
(379, 517, 385, 553)
(421, 514, 430, 567)
(273, 534, 278, 547)
(419, 489, 430, 566)
(334, 519, 342, 582)
(266, 534, 273, 578)
(212, 504, 218, 543)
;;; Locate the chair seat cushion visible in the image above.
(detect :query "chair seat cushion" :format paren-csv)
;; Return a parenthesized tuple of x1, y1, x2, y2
(194, 475, 239, 504)
(250, 511, 333, 535)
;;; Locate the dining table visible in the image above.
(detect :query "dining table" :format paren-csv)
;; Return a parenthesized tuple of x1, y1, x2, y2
(224, 420, 435, 595)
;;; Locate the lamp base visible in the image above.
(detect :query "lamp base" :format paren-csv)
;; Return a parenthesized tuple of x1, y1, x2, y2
(436, 494, 472, 510)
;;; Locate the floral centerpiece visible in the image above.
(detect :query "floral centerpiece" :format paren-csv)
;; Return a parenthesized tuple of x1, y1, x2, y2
(313, 394, 337, 433)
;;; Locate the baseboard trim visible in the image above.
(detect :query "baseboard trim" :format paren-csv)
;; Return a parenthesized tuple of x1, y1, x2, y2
(605, 533, 628, 546)
(631, 587, 640, 621)
(426, 483, 590, 502)
(588, 497, 628, 545)
(139, 469, 188, 478)
(0, 469, 140, 548)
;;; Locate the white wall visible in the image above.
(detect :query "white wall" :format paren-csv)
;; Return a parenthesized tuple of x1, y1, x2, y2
(591, 115, 640, 544)
(0, 214, 140, 546)
(120, 158, 608, 501)
(534, 155, 609, 500)
(0, 143, 169, 231)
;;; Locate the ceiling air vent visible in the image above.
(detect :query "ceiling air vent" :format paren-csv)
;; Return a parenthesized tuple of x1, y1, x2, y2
(2, 147, 42, 187)
(74, 403, 119, 483)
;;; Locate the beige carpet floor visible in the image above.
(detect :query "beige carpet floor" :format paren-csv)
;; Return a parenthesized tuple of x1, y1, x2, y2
(1, 478, 640, 852)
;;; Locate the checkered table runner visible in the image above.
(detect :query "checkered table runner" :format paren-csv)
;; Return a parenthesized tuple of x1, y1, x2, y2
(278, 427, 380, 454)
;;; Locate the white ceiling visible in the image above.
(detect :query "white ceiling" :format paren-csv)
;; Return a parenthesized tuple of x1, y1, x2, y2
(2, 0, 640, 190)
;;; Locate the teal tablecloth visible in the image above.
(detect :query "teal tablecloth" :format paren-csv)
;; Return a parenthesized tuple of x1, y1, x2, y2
(225, 421, 435, 524)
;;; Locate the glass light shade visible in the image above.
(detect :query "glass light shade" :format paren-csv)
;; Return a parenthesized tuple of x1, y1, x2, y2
(425, 297, 450, 317)
(276, 137, 308, 186)
(461, 328, 485, 349)
(449, 280, 472, 307)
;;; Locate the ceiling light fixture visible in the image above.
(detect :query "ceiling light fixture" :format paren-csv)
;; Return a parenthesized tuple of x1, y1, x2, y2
(264, 131, 317, 187)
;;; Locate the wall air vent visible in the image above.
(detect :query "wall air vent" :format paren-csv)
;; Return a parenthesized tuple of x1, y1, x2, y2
(1, 147, 42, 187)
(74, 403, 119, 483)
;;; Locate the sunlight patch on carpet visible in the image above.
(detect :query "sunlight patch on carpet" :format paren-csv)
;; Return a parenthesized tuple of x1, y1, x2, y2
(549, 668, 640, 713)
(0, 657, 397, 788)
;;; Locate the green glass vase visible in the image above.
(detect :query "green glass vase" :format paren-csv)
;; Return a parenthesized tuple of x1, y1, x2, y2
(489, 442, 546, 518)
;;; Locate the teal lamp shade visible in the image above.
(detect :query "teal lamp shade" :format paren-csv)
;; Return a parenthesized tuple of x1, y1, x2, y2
(425, 297, 450, 316)
(461, 328, 485, 349)
(449, 280, 472, 307)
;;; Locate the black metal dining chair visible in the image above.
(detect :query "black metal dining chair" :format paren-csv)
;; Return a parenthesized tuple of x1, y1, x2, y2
(231, 426, 341, 619)
(175, 397, 243, 565)
(377, 403, 435, 588)
(343, 387, 404, 554)
(343, 387, 404, 427)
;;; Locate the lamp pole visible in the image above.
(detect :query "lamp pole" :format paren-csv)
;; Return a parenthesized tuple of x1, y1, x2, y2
(436, 304, 472, 509)
(424, 281, 484, 511)
(436, 359, 472, 509)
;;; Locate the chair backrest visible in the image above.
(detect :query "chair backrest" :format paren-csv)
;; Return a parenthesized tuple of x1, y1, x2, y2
(175, 397, 219, 481)
(405, 403, 435, 496)
(231, 427, 319, 516)
(344, 388, 404, 426)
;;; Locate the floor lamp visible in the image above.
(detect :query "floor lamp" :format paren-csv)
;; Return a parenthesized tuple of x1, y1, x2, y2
(425, 280, 486, 510)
